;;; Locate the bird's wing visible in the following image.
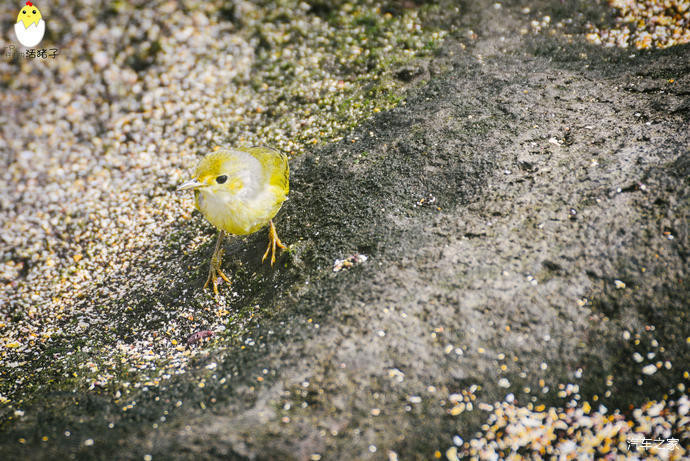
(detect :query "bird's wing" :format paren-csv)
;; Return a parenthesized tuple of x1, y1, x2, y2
(242, 146, 289, 194)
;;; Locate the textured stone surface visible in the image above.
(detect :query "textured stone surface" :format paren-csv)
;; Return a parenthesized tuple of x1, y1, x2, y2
(1, 1, 688, 459)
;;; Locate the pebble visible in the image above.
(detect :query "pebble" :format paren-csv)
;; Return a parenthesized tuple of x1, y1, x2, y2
(642, 364, 658, 375)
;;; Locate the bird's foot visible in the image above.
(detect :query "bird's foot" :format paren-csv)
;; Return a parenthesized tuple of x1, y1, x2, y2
(204, 253, 231, 297)
(204, 233, 231, 297)
(262, 220, 287, 267)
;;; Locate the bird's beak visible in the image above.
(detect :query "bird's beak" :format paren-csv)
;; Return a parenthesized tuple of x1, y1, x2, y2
(177, 178, 205, 191)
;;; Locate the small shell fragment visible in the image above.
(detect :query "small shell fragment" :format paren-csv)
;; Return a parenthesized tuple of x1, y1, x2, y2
(333, 253, 368, 272)
(186, 330, 214, 345)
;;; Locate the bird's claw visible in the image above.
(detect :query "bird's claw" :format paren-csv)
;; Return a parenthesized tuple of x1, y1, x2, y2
(204, 234, 230, 297)
(262, 220, 286, 267)
(204, 264, 230, 297)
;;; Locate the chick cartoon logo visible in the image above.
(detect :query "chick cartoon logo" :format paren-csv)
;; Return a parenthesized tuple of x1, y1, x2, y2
(14, 1, 45, 47)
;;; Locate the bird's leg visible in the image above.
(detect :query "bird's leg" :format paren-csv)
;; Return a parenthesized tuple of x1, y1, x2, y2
(262, 220, 287, 267)
(204, 231, 231, 296)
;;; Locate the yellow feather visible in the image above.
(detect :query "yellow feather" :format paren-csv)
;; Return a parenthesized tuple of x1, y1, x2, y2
(190, 147, 289, 236)
(240, 146, 290, 195)
(179, 146, 289, 293)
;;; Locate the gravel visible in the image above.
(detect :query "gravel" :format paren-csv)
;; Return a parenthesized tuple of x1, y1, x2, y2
(586, 0, 690, 49)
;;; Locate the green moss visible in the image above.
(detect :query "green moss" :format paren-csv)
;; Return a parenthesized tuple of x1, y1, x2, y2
(219, 0, 447, 154)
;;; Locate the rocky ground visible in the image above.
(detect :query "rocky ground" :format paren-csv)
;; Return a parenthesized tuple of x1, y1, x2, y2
(1, 0, 689, 460)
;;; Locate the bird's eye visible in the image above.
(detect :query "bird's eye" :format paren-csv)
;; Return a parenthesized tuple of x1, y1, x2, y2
(216, 175, 228, 184)
(22, 10, 26, 14)
(32, 10, 36, 14)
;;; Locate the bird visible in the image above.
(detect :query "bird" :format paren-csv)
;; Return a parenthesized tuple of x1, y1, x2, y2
(14, 1, 46, 48)
(177, 146, 289, 296)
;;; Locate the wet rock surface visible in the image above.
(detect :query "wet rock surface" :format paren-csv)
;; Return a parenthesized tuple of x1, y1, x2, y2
(1, 1, 689, 459)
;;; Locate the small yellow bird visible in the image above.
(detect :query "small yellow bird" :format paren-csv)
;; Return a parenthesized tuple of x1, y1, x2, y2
(177, 147, 289, 295)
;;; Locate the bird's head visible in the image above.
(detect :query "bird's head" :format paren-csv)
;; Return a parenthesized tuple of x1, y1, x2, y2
(177, 150, 244, 195)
